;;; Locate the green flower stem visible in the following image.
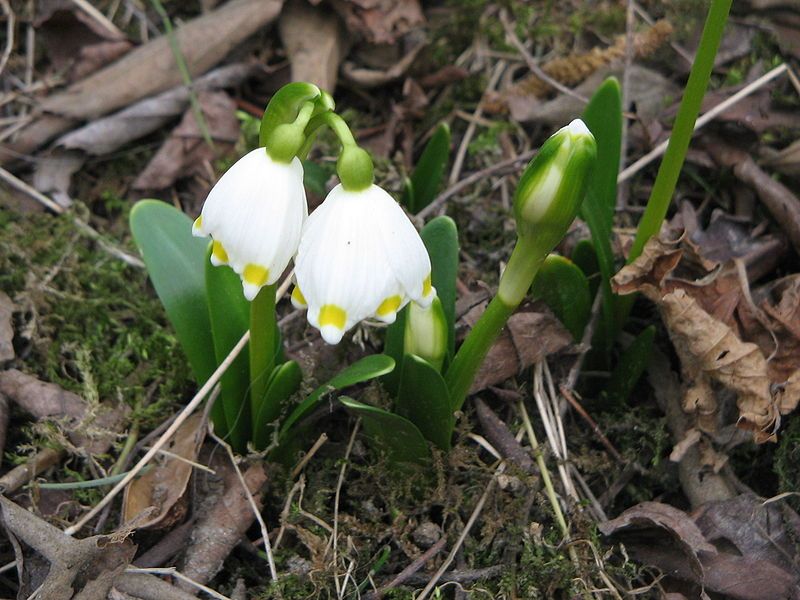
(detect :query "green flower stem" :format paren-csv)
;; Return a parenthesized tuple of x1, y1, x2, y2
(628, 0, 732, 262)
(250, 284, 277, 420)
(302, 111, 374, 190)
(446, 236, 547, 412)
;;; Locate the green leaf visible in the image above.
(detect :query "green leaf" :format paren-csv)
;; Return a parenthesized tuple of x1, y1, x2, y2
(280, 355, 395, 437)
(384, 215, 459, 392)
(205, 254, 250, 449)
(581, 77, 623, 349)
(605, 326, 656, 406)
(130, 200, 215, 384)
(531, 255, 591, 341)
(259, 82, 321, 147)
(395, 355, 453, 450)
(403, 123, 451, 213)
(302, 159, 331, 196)
(570, 239, 600, 298)
(339, 397, 430, 464)
(254, 360, 302, 450)
(420, 216, 459, 362)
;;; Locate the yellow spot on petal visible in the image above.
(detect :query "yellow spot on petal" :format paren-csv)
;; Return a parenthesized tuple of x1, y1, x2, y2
(193, 215, 203, 229)
(319, 304, 346, 330)
(243, 264, 269, 287)
(422, 274, 432, 297)
(376, 295, 402, 317)
(212, 240, 229, 263)
(291, 286, 307, 307)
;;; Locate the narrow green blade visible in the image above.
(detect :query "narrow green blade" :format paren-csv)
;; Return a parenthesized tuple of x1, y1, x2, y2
(339, 396, 430, 464)
(254, 360, 302, 450)
(403, 122, 451, 213)
(395, 355, 454, 450)
(531, 255, 592, 341)
(129, 200, 215, 384)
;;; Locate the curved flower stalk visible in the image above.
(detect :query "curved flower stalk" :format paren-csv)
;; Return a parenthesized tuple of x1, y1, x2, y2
(192, 147, 307, 301)
(293, 183, 435, 344)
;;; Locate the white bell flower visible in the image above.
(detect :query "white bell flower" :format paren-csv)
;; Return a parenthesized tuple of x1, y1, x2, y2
(192, 147, 307, 301)
(292, 183, 435, 344)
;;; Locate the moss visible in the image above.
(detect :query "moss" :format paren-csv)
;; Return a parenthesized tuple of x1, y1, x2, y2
(0, 208, 192, 434)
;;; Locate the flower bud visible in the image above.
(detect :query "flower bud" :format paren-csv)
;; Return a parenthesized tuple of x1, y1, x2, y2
(513, 119, 596, 245)
(404, 296, 447, 371)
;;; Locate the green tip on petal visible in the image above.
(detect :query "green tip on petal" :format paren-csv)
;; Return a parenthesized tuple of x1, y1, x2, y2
(337, 146, 374, 191)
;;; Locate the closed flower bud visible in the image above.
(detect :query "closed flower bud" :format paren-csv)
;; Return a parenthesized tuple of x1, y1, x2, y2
(404, 296, 447, 371)
(513, 119, 596, 245)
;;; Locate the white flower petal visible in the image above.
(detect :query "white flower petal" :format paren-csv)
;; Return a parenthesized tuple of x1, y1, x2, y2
(294, 183, 433, 344)
(194, 148, 307, 300)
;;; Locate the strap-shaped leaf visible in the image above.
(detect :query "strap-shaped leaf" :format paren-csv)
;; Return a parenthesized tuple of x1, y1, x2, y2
(420, 216, 459, 362)
(531, 255, 591, 341)
(605, 326, 656, 406)
(403, 123, 451, 213)
(280, 355, 395, 437)
(254, 360, 302, 450)
(339, 396, 430, 464)
(581, 77, 623, 348)
(395, 355, 453, 450)
(205, 253, 250, 449)
(130, 200, 215, 384)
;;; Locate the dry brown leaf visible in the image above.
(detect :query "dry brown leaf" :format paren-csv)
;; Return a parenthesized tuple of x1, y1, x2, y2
(133, 91, 240, 190)
(57, 63, 255, 156)
(0, 291, 14, 361)
(122, 413, 206, 530)
(279, 0, 347, 91)
(0, 369, 128, 455)
(763, 138, 800, 178)
(612, 234, 682, 300)
(341, 43, 426, 88)
(466, 304, 572, 393)
(36, 0, 132, 82)
(330, 0, 424, 44)
(600, 499, 800, 599)
(1, 0, 283, 163)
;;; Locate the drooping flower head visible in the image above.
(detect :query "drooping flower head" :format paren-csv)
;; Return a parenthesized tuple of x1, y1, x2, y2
(292, 183, 435, 344)
(192, 148, 307, 301)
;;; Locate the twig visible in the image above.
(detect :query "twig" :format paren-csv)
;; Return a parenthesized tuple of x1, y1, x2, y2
(416, 462, 504, 600)
(0, 0, 14, 76)
(208, 428, 277, 582)
(126, 567, 232, 600)
(618, 63, 789, 183)
(364, 537, 447, 600)
(0, 448, 64, 494)
(332, 420, 360, 598)
(559, 385, 624, 464)
(499, 10, 588, 103)
(416, 150, 535, 221)
(71, 0, 125, 39)
(448, 60, 506, 186)
(0, 166, 145, 268)
(290, 432, 328, 479)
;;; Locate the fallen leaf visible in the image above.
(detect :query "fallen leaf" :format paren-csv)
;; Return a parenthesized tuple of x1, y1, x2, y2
(341, 42, 426, 88)
(613, 233, 800, 442)
(35, 0, 132, 82)
(279, 0, 347, 91)
(598, 501, 716, 581)
(57, 63, 256, 156)
(329, 0, 424, 44)
(123, 413, 206, 530)
(762, 137, 800, 178)
(133, 90, 240, 190)
(31, 149, 85, 209)
(0, 369, 128, 455)
(600, 500, 800, 600)
(0, 291, 14, 361)
(1, 0, 284, 162)
(465, 303, 572, 393)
